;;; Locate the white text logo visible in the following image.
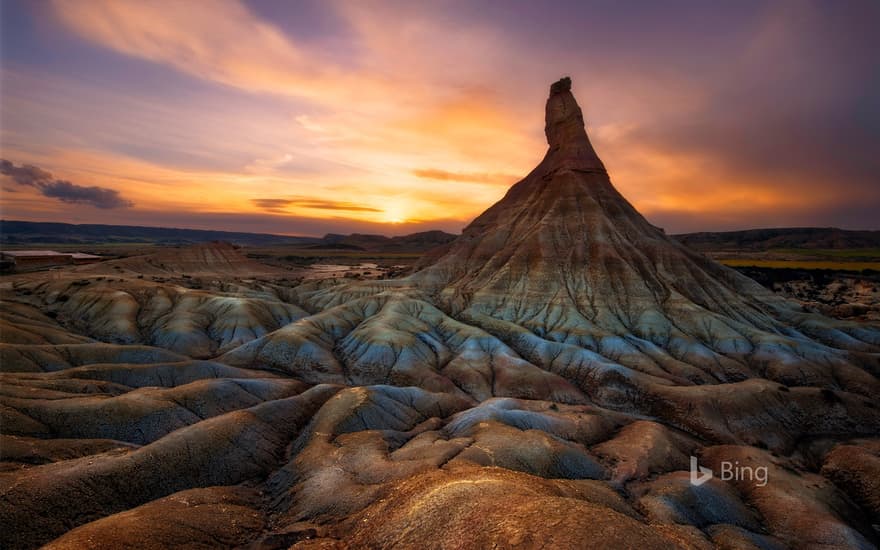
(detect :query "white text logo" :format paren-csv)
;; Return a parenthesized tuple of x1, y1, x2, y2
(690, 456, 769, 487)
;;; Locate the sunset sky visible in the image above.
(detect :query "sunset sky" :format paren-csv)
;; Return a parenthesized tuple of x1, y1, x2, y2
(1, 0, 878, 237)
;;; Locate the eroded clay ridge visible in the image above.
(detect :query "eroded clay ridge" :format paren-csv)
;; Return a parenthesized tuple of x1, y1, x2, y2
(1, 78, 878, 549)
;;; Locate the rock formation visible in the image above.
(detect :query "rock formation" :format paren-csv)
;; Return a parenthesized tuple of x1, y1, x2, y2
(1, 78, 879, 549)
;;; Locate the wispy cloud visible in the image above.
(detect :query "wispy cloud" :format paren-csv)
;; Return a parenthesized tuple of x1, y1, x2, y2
(412, 169, 517, 184)
(47, 0, 411, 108)
(0, 161, 53, 185)
(252, 197, 382, 214)
(40, 180, 133, 209)
(1, 159, 133, 209)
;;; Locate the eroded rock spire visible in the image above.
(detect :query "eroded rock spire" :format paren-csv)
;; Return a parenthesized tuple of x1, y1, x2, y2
(544, 76, 605, 172)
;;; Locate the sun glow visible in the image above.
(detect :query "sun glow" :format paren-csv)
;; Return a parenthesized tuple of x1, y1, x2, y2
(381, 199, 412, 225)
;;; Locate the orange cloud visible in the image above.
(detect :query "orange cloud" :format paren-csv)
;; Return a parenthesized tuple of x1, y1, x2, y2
(412, 169, 518, 184)
(49, 0, 381, 104)
(252, 197, 382, 214)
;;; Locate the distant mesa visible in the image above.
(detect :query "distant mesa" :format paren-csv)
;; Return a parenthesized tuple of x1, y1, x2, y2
(674, 226, 880, 251)
(76, 240, 282, 277)
(0, 249, 101, 272)
(0, 220, 458, 253)
(303, 242, 366, 251)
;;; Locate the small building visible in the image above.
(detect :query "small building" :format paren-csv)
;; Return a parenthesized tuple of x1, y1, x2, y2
(0, 250, 102, 272)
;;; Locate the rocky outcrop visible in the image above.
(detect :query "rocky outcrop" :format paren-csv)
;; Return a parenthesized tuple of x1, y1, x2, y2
(5, 276, 308, 358)
(77, 241, 283, 277)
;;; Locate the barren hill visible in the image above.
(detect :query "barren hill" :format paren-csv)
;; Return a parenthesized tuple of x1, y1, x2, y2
(319, 230, 457, 252)
(675, 227, 880, 252)
(0, 220, 317, 246)
(77, 241, 284, 277)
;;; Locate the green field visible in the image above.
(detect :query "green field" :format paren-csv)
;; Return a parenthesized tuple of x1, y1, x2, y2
(767, 248, 880, 260)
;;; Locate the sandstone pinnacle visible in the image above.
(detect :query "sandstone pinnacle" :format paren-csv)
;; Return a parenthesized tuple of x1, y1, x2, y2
(544, 76, 606, 172)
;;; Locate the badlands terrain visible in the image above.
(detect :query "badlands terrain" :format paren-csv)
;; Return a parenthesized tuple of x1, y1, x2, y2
(2, 79, 879, 549)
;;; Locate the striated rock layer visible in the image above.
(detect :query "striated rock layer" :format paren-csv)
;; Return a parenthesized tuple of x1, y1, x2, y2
(1, 78, 879, 549)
